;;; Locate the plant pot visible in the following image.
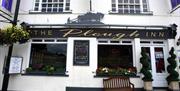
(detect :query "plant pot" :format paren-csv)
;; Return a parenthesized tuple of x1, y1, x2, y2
(144, 81, 153, 91)
(168, 81, 179, 91)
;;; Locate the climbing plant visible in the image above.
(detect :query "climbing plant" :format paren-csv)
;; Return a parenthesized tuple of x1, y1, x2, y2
(166, 47, 179, 84)
(140, 48, 153, 81)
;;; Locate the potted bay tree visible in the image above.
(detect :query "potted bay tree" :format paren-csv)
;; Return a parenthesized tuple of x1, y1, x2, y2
(140, 48, 153, 91)
(166, 47, 179, 91)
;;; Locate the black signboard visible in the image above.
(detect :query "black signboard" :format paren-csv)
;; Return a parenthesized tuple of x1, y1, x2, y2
(28, 28, 174, 39)
(73, 40, 89, 66)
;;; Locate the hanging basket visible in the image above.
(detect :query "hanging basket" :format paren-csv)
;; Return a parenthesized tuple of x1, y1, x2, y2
(0, 25, 30, 46)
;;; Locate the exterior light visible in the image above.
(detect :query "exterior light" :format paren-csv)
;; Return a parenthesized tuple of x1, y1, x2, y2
(177, 37, 180, 46)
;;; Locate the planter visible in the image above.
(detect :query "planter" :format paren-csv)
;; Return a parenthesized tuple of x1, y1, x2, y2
(144, 81, 153, 91)
(168, 81, 179, 91)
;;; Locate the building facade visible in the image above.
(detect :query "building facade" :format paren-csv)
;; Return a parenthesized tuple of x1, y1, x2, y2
(0, 0, 180, 91)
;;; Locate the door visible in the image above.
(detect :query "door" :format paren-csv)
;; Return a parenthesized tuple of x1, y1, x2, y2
(141, 46, 168, 87)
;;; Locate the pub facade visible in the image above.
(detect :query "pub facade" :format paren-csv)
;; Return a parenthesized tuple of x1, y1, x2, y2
(0, 0, 180, 91)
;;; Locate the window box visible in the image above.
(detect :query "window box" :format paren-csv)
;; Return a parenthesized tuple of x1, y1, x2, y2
(96, 67, 137, 77)
(25, 67, 67, 76)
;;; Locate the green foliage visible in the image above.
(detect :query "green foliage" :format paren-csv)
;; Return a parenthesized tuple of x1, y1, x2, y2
(43, 65, 55, 75)
(96, 67, 137, 76)
(0, 25, 29, 45)
(166, 47, 179, 84)
(140, 48, 153, 81)
(26, 67, 33, 72)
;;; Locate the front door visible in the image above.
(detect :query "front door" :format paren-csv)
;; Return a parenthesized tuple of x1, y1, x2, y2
(141, 46, 168, 87)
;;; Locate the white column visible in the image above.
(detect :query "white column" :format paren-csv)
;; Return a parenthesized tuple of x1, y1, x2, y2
(167, 39, 175, 51)
(133, 38, 141, 72)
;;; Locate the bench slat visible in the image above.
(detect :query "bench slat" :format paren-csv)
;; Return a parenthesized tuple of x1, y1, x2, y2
(103, 77, 134, 91)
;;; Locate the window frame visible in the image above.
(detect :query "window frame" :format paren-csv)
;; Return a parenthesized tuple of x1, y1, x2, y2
(31, 0, 71, 13)
(97, 39, 134, 68)
(27, 38, 68, 76)
(109, 0, 152, 15)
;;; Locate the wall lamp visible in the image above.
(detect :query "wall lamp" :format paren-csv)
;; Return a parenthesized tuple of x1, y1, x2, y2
(177, 36, 180, 46)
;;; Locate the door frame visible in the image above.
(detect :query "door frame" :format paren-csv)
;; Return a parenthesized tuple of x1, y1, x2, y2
(140, 40, 168, 87)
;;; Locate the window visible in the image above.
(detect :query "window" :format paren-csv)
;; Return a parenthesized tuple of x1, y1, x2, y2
(29, 43, 67, 74)
(110, 0, 151, 14)
(171, 0, 180, 9)
(33, 0, 71, 13)
(98, 45, 133, 68)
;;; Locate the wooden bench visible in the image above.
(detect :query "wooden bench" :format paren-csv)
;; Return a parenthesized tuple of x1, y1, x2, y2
(103, 77, 134, 91)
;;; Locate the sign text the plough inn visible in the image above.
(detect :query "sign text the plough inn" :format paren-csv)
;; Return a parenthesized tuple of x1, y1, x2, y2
(29, 28, 172, 39)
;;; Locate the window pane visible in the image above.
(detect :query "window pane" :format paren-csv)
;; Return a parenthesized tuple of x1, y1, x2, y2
(42, 4, 47, 7)
(59, 0, 64, 2)
(130, 0, 134, 3)
(36, 0, 40, 2)
(118, 0, 123, 3)
(48, 4, 52, 7)
(53, 4, 58, 7)
(66, 0, 70, 3)
(124, 0, 128, 3)
(112, 8, 116, 12)
(30, 44, 67, 73)
(124, 5, 129, 13)
(118, 9, 123, 13)
(42, 8, 46, 12)
(130, 5, 134, 13)
(65, 7, 70, 10)
(47, 8, 52, 12)
(98, 45, 133, 68)
(112, 4, 116, 7)
(59, 4, 63, 7)
(34, 8, 39, 11)
(135, 0, 139, 3)
(42, 0, 46, 2)
(154, 47, 165, 73)
(48, 0, 52, 2)
(141, 47, 152, 69)
(53, 0, 58, 2)
(112, 0, 116, 3)
(35, 3, 39, 6)
(66, 3, 70, 6)
(59, 8, 63, 12)
(143, 0, 147, 3)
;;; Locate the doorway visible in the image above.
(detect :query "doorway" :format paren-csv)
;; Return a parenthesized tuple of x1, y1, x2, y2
(141, 46, 168, 87)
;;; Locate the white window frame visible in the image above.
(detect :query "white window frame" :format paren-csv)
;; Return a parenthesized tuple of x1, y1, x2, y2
(31, 0, 71, 13)
(97, 39, 135, 67)
(110, 0, 152, 14)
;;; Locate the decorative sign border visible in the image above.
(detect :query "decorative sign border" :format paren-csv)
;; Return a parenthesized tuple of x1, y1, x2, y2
(9, 56, 23, 74)
(28, 28, 174, 39)
(73, 40, 89, 66)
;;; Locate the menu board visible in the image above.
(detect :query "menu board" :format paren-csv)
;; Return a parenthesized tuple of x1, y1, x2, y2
(9, 57, 23, 74)
(73, 40, 89, 66)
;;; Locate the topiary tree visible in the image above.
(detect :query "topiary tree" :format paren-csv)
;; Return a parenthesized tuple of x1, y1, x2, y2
(166, 47, 179, 84)
(140, 48, 153, 81)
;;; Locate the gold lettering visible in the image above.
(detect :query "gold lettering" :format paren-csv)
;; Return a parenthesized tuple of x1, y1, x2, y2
(92, 33, 101, 36)
(83, 30, 94, 36)
(113, 33, 126, 40)
(159, 32, 164, 37)
(151, 32, 156, 37)
(103, 33, 112, 37)
(48, 30, 52, 36)
(60, 29, 82, 37)
(129, 30, 139, 37)
(40, 30, 46, 36)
